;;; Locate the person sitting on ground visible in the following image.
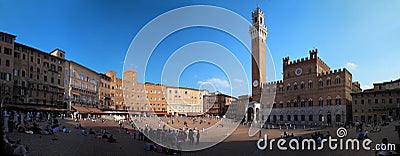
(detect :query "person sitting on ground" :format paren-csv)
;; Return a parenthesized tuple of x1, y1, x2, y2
(107, 134, 117, 143)
(3, 133, 29, 156)
(96, 133, 103, 139)
(43, 125, 54, 135)
(62, 126, 71, 133)
(89, 128, 95, 135)
(81, 129, 88, 136)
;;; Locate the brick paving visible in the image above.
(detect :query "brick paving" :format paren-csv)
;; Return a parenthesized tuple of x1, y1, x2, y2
(6, 117, 400, 156)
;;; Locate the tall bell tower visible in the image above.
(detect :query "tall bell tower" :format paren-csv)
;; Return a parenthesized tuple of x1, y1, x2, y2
(250, 7, 267, 102)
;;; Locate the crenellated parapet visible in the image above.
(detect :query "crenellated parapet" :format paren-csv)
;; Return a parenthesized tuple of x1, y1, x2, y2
(284, 48, 321, 67)
(317, 68, 350, 77)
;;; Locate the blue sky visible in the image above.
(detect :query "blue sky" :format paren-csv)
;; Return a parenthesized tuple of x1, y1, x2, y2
(1, 0, 400, 96)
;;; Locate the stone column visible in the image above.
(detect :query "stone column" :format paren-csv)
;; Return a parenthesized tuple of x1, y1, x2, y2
(20, 113, 24, 124)
(3, 113, 9, 133)
(254, 109, 257, 123)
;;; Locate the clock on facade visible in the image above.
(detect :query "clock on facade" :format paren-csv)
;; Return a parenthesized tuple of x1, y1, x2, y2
(253, 80, 259, 87)
(295, 68, 303, 76)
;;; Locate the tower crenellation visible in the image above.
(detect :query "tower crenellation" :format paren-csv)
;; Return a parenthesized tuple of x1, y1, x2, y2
(309, 48, 318, 59)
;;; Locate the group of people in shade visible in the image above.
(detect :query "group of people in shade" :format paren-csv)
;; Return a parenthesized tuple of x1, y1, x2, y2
(2, 110, 64, 156)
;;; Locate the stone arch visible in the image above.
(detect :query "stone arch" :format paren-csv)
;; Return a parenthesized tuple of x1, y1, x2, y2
(247, 107, 254, 122)
(336, 114, 341, 122)
(255, 108, 259, 121)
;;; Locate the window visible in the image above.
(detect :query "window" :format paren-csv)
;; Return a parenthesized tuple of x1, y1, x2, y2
(300, 82, 304, 89)
(300, 100, 305, 107)
(287, 84, 291, 91)
(293, 83, 298, 90)
(14, 52, 20, 59)
(5, 37, 12, 44)
(13, 69, 18, 76)
(319, 80, 323, 87)
(4, 47, 11, 55)
(309, 115, 313, 121)
(319, 98, 323, 106)
(279, 102, 283, 108)
(335, 77, 341, 84)
(326, 78, 331, 86)
(5, 60, 10, 67)
(308, 100, 313, 107)
(294, 101, 298, 107)
(287, 101, 291, 107)
(335, 99, 341, 105)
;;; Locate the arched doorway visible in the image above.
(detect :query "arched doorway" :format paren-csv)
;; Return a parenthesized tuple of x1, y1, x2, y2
(336, 114, 341, 122)
(327, 114, 332, 124)
(309, 115, 313, 121)
(247, 107, 254, 122)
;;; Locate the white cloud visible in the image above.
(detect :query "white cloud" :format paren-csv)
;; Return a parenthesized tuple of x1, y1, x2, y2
(345, 62, 358, 70)
(233, 78, 244, 83)
(198, 78, 230, 88)
(361, 85, 373, 90)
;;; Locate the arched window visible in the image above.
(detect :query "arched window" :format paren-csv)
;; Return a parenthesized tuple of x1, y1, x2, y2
(335, 76, 341, 84)
(293, 82, 298, 90)
(293, 99, 298, 107)
(279, 85, 283, 92)
(279, 101, 283, 108)
(308, 80, 313, 88)
(308, 98, 313, 107)
(319, 79, 323, 87)
(300, 100, 305, 107)
(287, 100, 291, 108)
(327, 96, 332, 105)
(318, 97, 323, 106)
(287, 84, 291, 91)
(327, 77, 332, 86)
(300, 81, 305, 89)
(336, 95, 341, 105)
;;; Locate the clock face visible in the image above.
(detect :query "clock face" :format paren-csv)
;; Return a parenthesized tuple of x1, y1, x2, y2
(253, 80, 259, 87)
(295, 68, 302, 76)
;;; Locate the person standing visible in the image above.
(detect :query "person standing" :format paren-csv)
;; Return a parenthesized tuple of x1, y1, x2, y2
(133, 128, 137, 140)
(196, 131, 200, 145)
